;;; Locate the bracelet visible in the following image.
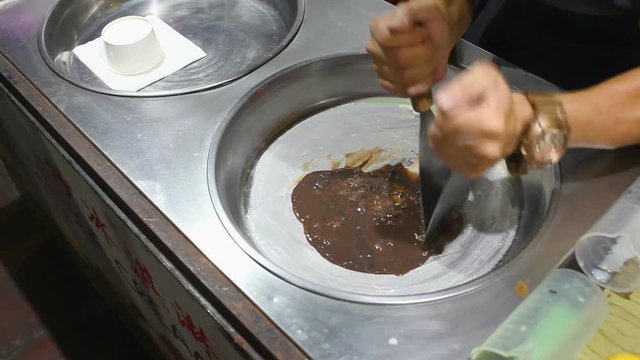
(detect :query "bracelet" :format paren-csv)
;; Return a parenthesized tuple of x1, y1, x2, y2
(506, 93, 570, 175)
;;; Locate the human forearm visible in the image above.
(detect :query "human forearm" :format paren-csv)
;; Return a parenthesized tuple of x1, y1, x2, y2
(557, 67, 640, 148)
(430, 62, 640, 177)
(510, 67, 640, 150)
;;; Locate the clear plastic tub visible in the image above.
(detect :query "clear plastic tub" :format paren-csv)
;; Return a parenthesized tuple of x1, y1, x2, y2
(575, 177, 640, 293)
(471, 269, 608, 360)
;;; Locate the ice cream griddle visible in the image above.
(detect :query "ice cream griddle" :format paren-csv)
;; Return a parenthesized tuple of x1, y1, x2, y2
(208, 53, 555, 304)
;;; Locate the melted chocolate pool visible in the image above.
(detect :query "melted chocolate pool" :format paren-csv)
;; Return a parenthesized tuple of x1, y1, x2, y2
(291, 163, 463, 275)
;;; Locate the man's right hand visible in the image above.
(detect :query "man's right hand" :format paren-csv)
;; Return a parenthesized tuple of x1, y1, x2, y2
(431, 61, 534, 177)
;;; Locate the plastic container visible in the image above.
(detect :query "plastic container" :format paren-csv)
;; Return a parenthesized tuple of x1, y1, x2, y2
(575, 177, 640, 293)
(101, 16, 164, 75)
(471, 269, 608, 360)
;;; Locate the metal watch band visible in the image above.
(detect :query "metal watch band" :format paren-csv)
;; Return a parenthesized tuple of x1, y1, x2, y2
(506, 93, 570, 175)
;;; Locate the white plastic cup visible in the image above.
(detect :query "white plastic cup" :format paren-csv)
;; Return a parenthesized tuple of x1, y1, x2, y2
(471, 269, 608, 360)
(574, 177, 640, 293)
(575, 233, 640, 293)
(101, 16, 164, 75)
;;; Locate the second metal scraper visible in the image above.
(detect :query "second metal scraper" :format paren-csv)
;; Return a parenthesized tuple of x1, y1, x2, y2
(411, 93, 476, 244)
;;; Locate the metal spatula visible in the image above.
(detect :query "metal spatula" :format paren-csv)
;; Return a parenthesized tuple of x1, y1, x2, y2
(411, 93, 476, 244)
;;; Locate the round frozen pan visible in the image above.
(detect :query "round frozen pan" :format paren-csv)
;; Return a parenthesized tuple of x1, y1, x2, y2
(40, 0, 303, 96)
(208, 53, 556, 304)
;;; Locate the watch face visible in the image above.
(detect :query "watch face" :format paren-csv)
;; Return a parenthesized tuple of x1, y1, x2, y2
(516, 95, 570, 169)
(531, 129, 567, 165)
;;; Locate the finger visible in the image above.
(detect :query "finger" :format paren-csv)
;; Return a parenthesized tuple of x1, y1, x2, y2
(378, 78, 410, 97)
(372, 63, 394, 86)
(383, 64, 435, 86)
(403, 1, 450, 40)
(432, 110, 482, 139)
(434, 61, 501, 114)
(368, 47, 442, 96)
(429, 140, 485, 177)
(431, 113, 483, 156)
(374, 65, 438, 96)
(406, 53, 449, 95)
(366, 40, 389, 66)
(429, 131, 491, 177)
(370, 10, 425, 47)
(441, 110, 508, 154)
(438, 87, 518, 158)
(382, 41, 435, 69)
(367, 40, 433, 73)
(387, 3, 413, 32)
(432, 111, 508, 174)
(403, 1, 446, 26)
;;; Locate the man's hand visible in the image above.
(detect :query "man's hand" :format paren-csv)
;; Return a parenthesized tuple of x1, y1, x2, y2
(366, 0, 471, 97)
(367, 0, 455, 96)
(430, 61, 534, 177)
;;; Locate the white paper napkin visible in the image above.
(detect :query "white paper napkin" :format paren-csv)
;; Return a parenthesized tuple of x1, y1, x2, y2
(73, 16, 206, 92)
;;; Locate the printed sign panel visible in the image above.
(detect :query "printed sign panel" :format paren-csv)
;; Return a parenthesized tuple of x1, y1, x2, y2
(0, 89, 246, 360)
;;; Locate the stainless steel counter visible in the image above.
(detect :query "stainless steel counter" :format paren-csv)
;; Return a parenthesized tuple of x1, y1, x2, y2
(2, 0, 640, 358)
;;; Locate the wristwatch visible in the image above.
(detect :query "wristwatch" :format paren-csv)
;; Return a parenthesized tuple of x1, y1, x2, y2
(506, 93, 570, 175)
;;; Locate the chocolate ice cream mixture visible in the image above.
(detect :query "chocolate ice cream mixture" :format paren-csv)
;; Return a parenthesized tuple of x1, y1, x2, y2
(291, 163, 463, 275)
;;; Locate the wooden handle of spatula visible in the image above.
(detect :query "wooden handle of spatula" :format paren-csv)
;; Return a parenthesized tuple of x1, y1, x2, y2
(410, 92, 433, 113)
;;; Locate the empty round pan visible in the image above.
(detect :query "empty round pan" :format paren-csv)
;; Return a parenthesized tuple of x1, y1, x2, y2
(39, 0, 303, 96)
(208, 53, 557, 304)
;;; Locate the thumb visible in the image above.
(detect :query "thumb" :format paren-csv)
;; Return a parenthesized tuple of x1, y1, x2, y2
(387, 3, 413, 32)
(403, 0, 446, 27)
